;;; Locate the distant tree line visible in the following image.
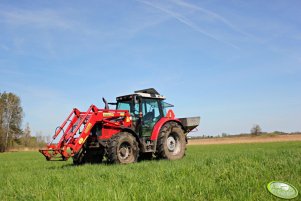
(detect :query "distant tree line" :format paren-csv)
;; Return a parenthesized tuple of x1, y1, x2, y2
(0, 92, 47, 152)
(189, 124, 300, 139)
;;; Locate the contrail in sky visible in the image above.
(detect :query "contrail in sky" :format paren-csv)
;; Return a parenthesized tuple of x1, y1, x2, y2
(137, 0, 240, 49)
(170, 0, 251, 37)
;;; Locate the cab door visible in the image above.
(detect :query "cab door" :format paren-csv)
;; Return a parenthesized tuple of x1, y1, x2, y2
(140, 98, 163, 137)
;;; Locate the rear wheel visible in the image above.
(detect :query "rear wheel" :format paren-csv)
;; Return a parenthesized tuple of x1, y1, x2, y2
(156, 122, 186, 160)
(107, 132, 139, 164)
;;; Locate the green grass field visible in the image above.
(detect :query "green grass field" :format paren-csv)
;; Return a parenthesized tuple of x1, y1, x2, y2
(0, 142, 300, 201)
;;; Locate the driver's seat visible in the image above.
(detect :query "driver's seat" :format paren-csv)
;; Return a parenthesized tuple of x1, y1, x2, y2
(143, 109, 154, 122)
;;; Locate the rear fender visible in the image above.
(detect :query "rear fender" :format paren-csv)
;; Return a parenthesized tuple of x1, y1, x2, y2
(150, 118, 184, 141)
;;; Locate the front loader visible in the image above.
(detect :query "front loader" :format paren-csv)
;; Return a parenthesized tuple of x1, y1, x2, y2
(39, 88, 200, 164)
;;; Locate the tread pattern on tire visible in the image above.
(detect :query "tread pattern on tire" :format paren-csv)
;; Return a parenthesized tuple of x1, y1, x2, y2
(156, 121, 186, 160)
(107, 132, 139, 164)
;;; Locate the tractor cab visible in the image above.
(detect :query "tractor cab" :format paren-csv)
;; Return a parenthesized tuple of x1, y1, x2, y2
(116, 88, 172, 137)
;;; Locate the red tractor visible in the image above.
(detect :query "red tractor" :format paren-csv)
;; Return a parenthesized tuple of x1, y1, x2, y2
(39, 88, 200, 164)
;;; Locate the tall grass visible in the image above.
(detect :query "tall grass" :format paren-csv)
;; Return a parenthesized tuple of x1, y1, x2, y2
(0, 142, 300, 200)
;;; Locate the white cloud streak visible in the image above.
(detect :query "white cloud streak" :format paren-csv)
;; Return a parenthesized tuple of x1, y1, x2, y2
(0, 9, 73, 29)
(170, 0, 251, 37)
(137, 0, 239, 49)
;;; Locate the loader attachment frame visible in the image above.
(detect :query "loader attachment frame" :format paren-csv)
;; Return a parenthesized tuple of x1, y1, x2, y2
(39, 104, 131, 161)
(39, 105, 96, 160)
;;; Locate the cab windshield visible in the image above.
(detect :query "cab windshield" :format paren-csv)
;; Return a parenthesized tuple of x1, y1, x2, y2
(117, 100, 139, 116)
(117, 101, 131, 111)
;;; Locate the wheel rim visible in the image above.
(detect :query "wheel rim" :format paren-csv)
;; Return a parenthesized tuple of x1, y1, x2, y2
(167, 136, 176, 151)
(167, 133, 181, 155)
(118, 142, 132, 161)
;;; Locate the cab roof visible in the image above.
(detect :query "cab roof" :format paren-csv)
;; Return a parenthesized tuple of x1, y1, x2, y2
(116, 88, 166, 101)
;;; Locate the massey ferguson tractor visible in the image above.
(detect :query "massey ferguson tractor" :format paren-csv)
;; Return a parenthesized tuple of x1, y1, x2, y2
(39, 88, 200, 164)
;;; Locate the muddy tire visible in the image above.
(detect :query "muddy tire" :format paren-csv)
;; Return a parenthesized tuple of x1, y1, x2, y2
(107, 132, 139, 164)
(156, 122, 186, 160)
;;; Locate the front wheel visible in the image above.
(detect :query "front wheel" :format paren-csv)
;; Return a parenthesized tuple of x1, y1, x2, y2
(156, 122, 186, 160)
(107, 132, 139, 164)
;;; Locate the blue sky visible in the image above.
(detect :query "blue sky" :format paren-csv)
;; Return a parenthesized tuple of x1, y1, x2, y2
(0, 0, 300, 137)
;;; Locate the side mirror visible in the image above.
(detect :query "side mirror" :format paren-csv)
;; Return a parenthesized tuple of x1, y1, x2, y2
(134, 96, 139, 104)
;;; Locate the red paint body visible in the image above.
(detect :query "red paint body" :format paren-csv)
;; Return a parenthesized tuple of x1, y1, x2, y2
(151, 118, 181, 141)
(39, 104, 179, 161)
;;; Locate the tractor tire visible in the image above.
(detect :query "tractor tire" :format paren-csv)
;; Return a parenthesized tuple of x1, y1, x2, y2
(156, 122, 186, 160)
(73, 148, 86, 165)
(107, 132, 139, 164)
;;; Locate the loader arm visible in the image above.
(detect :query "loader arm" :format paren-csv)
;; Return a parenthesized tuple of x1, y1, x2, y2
(39, 105, 95, 160)
(39, 104, 131, 161)
(39, 108, 81, 160)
